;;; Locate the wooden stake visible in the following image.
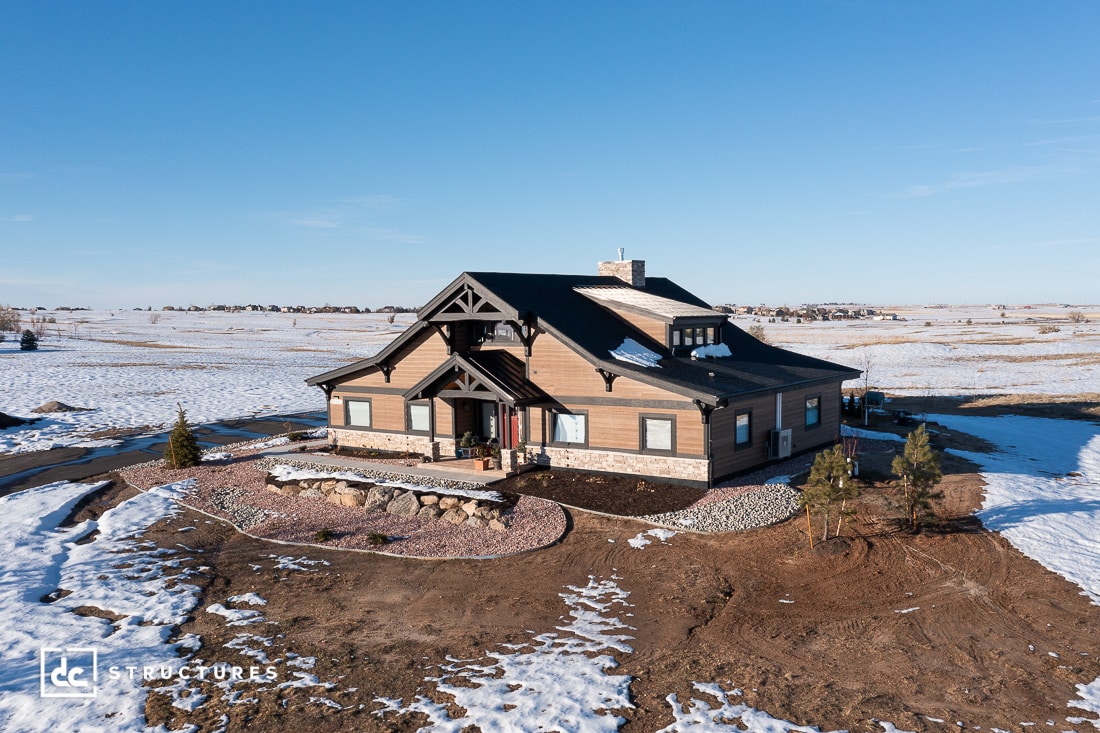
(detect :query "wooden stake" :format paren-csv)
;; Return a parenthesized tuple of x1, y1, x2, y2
(806, 504, 814, 549)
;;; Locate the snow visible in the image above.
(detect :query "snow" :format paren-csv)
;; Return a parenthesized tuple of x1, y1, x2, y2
(689, 343, 731, 359)
(0, 479, 201, 732)
(0, 309, 416, 454)
(627, 528, 678, 549)
(376, 576, 635, 731)
(658, 683, 830, 733)
(609, 338, 662, 368)
(205, 604, 265, 626)
(226, 593, 267, 606)
(265, 464, 504, 501)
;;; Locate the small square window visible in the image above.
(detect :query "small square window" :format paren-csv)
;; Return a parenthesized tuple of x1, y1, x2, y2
(346, 400, 371, 427)
(643, 417, 673, 452)
(553, 413, 586, 444)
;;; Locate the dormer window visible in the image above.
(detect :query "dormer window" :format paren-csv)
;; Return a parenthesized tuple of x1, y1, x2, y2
(670, 324, 719, 352)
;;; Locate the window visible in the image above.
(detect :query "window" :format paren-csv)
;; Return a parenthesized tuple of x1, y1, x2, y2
(346, 399, 372, 428)
(408, 402, 431, 432)
(706, 327, 716, 345)
(642, 416, 674, 453)
(735, 411, 751, 448)
(493, 323, 516, 341)
(805, 396, 821, 428)
(672, 330, 681, 347)
(552, 412, 587, 445)
(683, 329, 694, 346)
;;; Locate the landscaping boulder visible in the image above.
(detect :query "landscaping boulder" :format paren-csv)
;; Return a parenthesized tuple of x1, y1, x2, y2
(364, 486, 395, 512)
(488, 518, 508, 532)
(460, 500, 480, 516)
(386, 491, 421, 517)
(299, 488, 325, 499)
(420, 494, 439, 506)
(440, 508, 468, 525)
(438, 497, 460, 510)
(465, 515, 488, 529)
(417, 505, 442, 520)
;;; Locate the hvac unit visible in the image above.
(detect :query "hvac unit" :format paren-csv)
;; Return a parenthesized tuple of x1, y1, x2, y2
(768, 429, 792, 460)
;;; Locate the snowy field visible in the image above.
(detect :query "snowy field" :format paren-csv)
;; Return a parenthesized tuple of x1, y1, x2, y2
(741, 303, 1100, 397)
(3, 304, 1100, 730)
(0, 309, 416, 454)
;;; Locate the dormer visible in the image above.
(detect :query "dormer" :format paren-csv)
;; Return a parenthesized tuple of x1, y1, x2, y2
(574, 285, 726, 356)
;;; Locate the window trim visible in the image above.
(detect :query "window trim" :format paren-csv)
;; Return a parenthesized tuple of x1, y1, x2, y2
(344, 398, 373, 428)
(406, 400, 432, 434)
(549, 409, 589, 448)
(805, 394, 822, 430)
(639, 413, 676, 455)
(734, 409, 752, 449)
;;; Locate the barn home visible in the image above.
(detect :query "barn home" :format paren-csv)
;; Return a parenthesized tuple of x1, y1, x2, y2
(306, 259, 859, 488)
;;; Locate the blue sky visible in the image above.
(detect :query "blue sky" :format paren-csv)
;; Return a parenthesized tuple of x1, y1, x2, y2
(2, 1, 1098, 310)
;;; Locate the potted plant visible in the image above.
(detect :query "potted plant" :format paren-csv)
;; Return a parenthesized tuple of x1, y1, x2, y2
(459, 431, 476, 458)
(490, 445, 502, 470)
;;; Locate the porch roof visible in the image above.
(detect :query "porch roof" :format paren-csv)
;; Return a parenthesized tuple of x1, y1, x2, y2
(404, 350, 547, 407)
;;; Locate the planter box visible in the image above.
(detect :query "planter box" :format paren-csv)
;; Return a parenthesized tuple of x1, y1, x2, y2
(473, 457, 492, 471)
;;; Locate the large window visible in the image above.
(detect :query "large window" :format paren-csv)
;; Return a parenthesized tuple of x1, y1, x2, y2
(552, 412, 587, 445)
(345, 399, 372, 428)
(641, 415, 674, 453)
(805, 396, 821, 428)
(735, 411, 751, 448)
(408, 402, 431, 433)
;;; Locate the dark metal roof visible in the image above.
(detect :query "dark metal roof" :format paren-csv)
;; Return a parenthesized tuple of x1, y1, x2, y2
(306, 271, 860, 404)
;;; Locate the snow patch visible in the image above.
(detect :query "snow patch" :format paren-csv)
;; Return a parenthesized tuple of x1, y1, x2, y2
(609, 338, 662, 368)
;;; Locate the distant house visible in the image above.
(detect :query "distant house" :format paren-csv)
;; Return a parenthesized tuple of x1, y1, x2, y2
(306, 260, 859, 488)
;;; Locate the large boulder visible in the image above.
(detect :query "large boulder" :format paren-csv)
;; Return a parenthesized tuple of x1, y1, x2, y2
(417, 505, 442, 520)
(386, 491, 421, 517)
(440, 508, 468, 525)
(364, 486, 395, 512)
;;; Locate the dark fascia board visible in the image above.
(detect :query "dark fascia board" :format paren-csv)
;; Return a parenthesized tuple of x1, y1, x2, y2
(417, 272, 521, 323)
(304, 320, 431, 386)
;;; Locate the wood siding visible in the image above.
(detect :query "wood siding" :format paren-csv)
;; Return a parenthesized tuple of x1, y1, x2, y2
(710, 383, 843, 479)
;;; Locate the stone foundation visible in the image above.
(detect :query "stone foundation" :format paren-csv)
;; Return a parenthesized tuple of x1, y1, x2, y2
(330, 428, 435, 456)
(533, 445, 708, 485)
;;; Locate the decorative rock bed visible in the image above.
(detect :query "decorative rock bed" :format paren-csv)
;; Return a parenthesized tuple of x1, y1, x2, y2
(264, 473, 515, 531)
(121, 451, 567, 559)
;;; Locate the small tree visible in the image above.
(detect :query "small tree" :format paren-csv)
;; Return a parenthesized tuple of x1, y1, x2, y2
(747, 324, 768, 343)
(1069, 310, 1087, 324)
(164, 403, 202, 468)
(891, 424, 944, 531)
(19, 329, 38, 351)
(799, 445, 859, 546)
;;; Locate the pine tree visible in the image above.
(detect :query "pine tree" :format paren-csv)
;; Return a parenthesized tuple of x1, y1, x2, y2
(20, 329, 38, 351)
(164, 403, 202, 468)
(891, 424, 944, 530)
(799, 444, 859, 545)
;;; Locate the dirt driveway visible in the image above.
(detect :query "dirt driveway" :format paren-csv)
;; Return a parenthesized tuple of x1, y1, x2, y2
(96, 459, 1100, 733)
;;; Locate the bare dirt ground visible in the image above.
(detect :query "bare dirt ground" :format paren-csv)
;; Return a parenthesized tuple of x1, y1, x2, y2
(60, 411, 1100, 732)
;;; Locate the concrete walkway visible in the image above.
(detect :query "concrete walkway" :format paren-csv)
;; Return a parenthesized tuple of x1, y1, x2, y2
(261, 441, 509, 485)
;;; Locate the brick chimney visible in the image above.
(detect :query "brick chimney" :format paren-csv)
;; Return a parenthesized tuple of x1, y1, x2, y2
(598, 253, 646, 287)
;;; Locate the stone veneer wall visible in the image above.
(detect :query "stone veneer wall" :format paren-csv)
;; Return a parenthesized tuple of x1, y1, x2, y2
(533, 445, 708, 484)
(330, 428, 433, 455)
